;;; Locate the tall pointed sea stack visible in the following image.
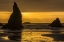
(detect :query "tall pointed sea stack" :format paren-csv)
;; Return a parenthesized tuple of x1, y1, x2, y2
(48, 18, 63, 27)
(2, 2, 23, 30)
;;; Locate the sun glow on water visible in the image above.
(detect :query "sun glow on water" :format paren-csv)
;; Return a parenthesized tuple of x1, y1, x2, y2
(22, 31, 54, 42)
(1, 36, 9, 40)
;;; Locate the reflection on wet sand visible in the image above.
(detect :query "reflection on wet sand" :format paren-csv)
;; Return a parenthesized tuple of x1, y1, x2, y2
(0, 29, 54, 42)
(22, 31, 53, 42)
(0, 29, 64, 42)
(21, 29, 55, 42)
(0, 29, 20, 42)
(1, 36, 9, 40)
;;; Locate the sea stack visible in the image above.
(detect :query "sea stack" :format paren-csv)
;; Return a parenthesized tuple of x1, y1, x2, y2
(0, 23, 3, 26)
(48, 18, 63, 27)
(2, 2, 23, 30)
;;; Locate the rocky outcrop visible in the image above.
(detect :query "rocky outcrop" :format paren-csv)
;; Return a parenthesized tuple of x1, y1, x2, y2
(48, 18, 63, 27)
(2, 2, 23, 30)
(0, 23, 3, 26)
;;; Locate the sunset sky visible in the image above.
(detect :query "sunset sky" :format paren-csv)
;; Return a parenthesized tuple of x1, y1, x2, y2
(0, 12, 64, 23)
(0, 0, 64, 23)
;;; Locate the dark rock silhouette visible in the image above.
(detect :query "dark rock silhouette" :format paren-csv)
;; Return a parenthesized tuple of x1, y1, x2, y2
(48, 18, 63, 27)
(0, 23, 3, 26)
(2, 2, 23, 30)
(24, 22, 31, 24)
(42, 18, 64, 41)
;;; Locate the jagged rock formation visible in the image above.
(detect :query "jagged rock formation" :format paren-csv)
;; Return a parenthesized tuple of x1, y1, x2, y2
(0, 23, 3, 26)
(43, 18, 64, 41)
(2, 2, 23, 30)
(48, 18, 63, 27)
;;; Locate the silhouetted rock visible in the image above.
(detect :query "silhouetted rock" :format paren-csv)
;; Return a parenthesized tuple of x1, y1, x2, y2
(24, 22, 31, 24)
(48, 18, 63, 27)
(2, 2, 23, 30)
(0, 23, 3, 26)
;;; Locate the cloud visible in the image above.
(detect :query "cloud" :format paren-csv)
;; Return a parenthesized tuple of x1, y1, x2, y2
(0, 0, 64, 12)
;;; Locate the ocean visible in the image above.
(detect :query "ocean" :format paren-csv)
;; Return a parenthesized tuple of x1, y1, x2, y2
(0, 23, 64, 42)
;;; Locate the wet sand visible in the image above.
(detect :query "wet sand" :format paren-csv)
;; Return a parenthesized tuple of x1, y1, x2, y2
(0, 30, 20, 42)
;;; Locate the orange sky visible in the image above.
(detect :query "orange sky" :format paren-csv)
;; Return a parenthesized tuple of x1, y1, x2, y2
(0, 12, 64, 23)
